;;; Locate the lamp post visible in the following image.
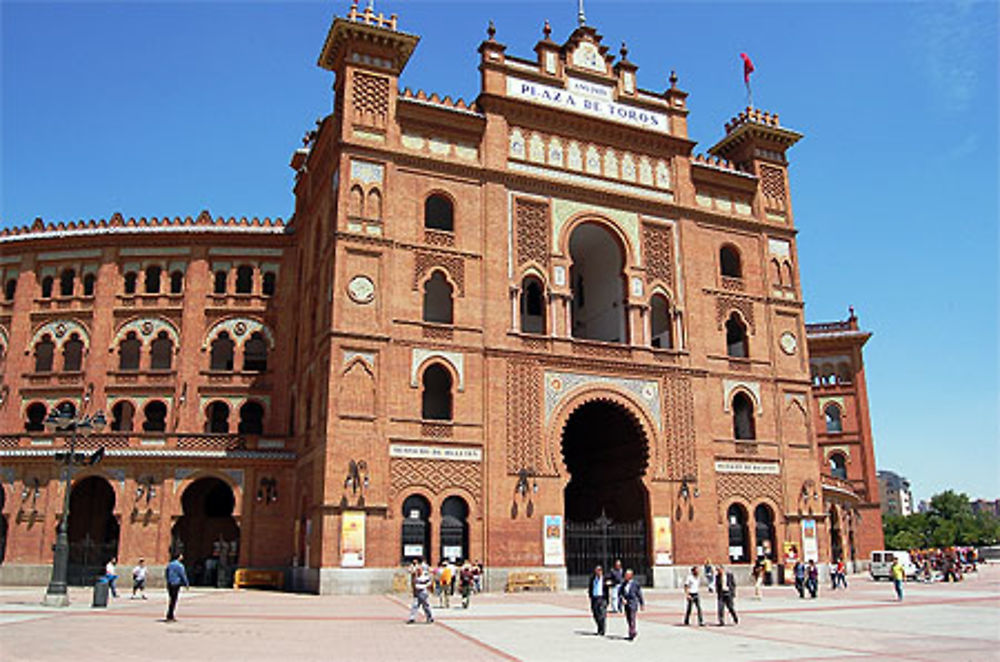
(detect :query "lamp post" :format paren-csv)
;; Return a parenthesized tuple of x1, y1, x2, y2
(42, 389, 106, 607)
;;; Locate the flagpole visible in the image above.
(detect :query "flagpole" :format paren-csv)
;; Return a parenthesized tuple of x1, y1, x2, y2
(746, 79, 753, 110)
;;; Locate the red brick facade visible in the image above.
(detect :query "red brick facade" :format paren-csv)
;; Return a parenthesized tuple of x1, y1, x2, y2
(0, 4, 881, 592)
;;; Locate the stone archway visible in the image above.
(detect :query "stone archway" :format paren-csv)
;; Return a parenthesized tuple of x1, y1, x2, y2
(561, 399, 650, 587)
(66, 476, 119, 585)
(171, 477, 240, 587)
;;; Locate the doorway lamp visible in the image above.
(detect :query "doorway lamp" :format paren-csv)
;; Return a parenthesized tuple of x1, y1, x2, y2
(42, 384, 106, 607)
(515, 467, 538, 498)
(344, 460, 369, 506)
(257, 477, 278, 505)
(135, 475, 157, 504)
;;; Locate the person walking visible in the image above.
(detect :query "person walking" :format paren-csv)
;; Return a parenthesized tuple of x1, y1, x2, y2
(459, 561, 474, 609)
(608, 559, 624, 613)
(891, 557, 905, 601)
(588, 565, 609, 636)
(618, 569, 644, 640)
(806, 560, 819, 599)
(793, 560, 806, 598)
(407, 560, 434, 624)
(131, 559, 148, 599)
(683, 566, 705, 626)
(752, 559, 764, 600)
(704, 560, 715, 594)
(715, 565, 738, 626)
(165, 553, 189, 622)
(105, 558, 119, 598)
(439, 561, 453, 608)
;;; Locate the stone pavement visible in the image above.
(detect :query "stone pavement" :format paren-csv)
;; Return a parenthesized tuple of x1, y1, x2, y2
(1, 566, 998, 661)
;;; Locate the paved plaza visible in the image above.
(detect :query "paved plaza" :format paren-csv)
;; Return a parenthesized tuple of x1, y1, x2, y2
(1, 567, 998, 661)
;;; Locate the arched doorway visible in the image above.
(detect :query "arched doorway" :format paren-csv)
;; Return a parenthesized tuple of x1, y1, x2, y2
(727, 504, 750, 564)
(401, 494, 431, 564)
(171, 477, 240, 587)
(754, 504, 776, 561)
(562, 399, 650, 587)
(569, 223, 627, 343)
(67, 476, 119, 585)
(439, 496, 469, 563)
(829, 506, 844, 562)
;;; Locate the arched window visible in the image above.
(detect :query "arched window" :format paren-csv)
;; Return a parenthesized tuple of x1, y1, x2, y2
(206, 401, 230, 434)
(41, 276, 54, 298)
(4, 277, 16, 301)
(25, 402, 47, 432)
(142, 401, 167, 432)
(111, 401, 135, 432)
(422, 271, 453, 324)
(754, 504, 776, 560)
(150, 331, 173, 371)
(213, 270, 228, 294)
(421, 363, 452, 421)
(262, 272, 276, 296)
(367, 188, 382, 221)
(210, 332, 235, 371)
(569, 222, 627, 343)
(836, 363, 852, 384)
(520, 276, 546, 334)
(650, 294, 673, 349)
(770, 258, 782, 286)
(440, 496, 469, 562)
(424, 194, 454, 231)
(83, 273, 96, 296)
(118, 332, 141, 371)
(824, 403, 843, 433)
(725, 312, 749, 358)
(56, 401, 77, 419)
(59, 268, 75, 297)
(349, 185, 364, 217)
(720, 245, 742, 278)
(170, 270, 184, 294)
(144, 265, 162, 294)
(401, 494, 432, 564)
(829, 453, 847, 480)
(123, 272, 137, 295)
(62, 333, 84, 372)
(34, 335, 55, 373)
(243, 332, 268, 372)
(727, 503, 750, 563)
(238, 401, 264, 435)
(732, 392, 756, 440)
(235, 265, 253, 294)
(782, 262, 794, 287)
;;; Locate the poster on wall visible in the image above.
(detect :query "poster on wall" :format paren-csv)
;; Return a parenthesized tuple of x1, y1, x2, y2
(341, 510, 365, 567)
(801, 518, 818, 562)
(653, 516, 673, 565)
(543, 515, 564, 566)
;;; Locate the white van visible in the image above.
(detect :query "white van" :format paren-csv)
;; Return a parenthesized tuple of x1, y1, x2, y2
(870, 550, 917, 580)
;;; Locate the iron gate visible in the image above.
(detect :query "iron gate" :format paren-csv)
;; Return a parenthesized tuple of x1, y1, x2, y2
(565, 511, 650, 588)
(68, 539, 118, 586)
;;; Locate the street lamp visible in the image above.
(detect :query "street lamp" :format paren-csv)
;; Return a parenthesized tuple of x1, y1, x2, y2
(42, 388, 106, 607)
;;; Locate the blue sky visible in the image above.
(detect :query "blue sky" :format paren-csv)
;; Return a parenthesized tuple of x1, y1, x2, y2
(2, 1, 997, 501)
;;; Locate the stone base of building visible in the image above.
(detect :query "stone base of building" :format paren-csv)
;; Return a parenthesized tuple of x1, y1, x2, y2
(0, 564, 55, 587)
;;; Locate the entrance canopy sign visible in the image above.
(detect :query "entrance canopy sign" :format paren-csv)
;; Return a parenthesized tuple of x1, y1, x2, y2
(543, 515, 564, 566)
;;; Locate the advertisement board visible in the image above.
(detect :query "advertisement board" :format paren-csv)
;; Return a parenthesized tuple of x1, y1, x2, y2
(543, 515, 564, 566)
(653, 516, 673, 565)
(341, 510, 365, 567)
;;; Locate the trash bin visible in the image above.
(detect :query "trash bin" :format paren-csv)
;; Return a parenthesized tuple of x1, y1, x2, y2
(92, 578, 110, 608)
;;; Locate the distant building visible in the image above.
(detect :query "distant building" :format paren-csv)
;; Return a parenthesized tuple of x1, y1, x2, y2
(877, 471, 913, 516)
(971, 499, 1000, 518)
(917, 500, 930, 514)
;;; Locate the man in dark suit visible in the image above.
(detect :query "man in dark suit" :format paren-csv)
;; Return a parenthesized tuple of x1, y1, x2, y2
(587, 565, 610, 635)
(715, 564, 739, 625)
(618, 569, 644, 640)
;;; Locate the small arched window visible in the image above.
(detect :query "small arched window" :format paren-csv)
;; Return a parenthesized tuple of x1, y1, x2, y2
(782, 262, 794, 287)
(720, 245, 742, 278)
(235, 265, 253, 294)
(144, 265, 162, 294)
(829, 453, 848, 480)
(238, 401, 265, 435)
(424, 194, 454, 231)
(82, 273, 96, 296)
(59, 269, 75, 297)
(111, 401, 135, 432)
(421, 363, 453, 421)
(142, 400, 168, 432)
(349, 185, 364, 218)
(732, 392, 756, 440)
(725, 312, 749, 358)
(25, 402, 48, 432)
(243, 332, 268, 372)
(169, 270, 184, 294)
(422, 271, 453, 324)
(118, 332, 141, 371)
(262, 272, 276, 296)
(727, 503, 750, 563)
(123, 272, 137, 295)
(367, 188, 383, 221)
(520, 276, 546, 334)
(650, 294, 673, 349)
(206, 401, 230, 434)
(41, 275, 54, 298)
(210, 332, 235, 371)
(34, 335, 55, 373)
(150, 331, 173, 370)
(824, 403, 843, 433)
(213, 270, 228, 294)
(62, 333, 84, 372)
(4, 277, 16, 301)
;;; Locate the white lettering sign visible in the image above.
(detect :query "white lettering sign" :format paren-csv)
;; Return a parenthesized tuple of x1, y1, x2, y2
(507, 76, 669, 134)
(389, 443, 482, 462)
(567, 77, 612, 100)
(714, 461, 781, 475)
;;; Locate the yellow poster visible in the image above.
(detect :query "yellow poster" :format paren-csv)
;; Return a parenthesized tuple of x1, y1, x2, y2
(653, 516, 673, 566)
(341, 510, 365, 567)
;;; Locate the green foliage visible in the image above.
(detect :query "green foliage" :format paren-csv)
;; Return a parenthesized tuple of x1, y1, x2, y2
(881, 490, 1000, 548)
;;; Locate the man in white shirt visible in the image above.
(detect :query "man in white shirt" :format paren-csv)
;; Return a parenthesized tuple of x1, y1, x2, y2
(105, 558, 119, 598)
(683, 566, 705, 626)
(406, 560, 434, 624)
(132, 559, 148, 599)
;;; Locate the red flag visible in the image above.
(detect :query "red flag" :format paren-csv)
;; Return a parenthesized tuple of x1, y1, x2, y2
(740, 53, 755, 85)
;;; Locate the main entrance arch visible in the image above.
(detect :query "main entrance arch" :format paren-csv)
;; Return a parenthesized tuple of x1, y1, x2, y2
(66, 476, 119, 585)
(171, 477, 240, 587)
(561, 399, 651, 587)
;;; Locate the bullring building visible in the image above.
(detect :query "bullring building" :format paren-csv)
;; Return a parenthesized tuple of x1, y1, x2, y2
(0, 3, 883, 592)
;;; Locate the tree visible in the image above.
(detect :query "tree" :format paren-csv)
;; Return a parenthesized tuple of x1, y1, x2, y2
(882, 490, 1000, 548)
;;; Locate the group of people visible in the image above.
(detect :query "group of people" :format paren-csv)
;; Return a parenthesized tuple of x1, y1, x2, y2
(101, 554, 191, 621)
(681, 564, 738, 628)
(792, 559, 821, 598)
(588, 563, 646, 640)
(431, 559, 483, 609)
(910, 547, 978, 583)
